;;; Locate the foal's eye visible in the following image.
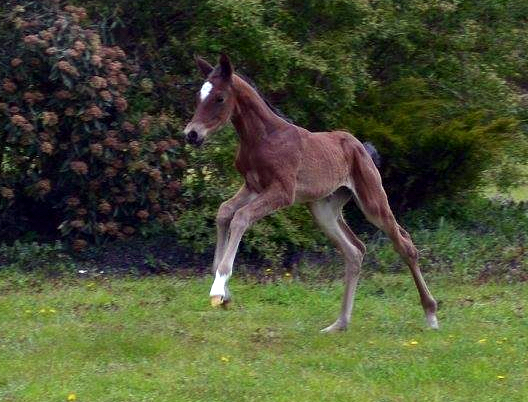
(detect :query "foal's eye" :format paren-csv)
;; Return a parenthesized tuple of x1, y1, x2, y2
(216, 96, 225, 103)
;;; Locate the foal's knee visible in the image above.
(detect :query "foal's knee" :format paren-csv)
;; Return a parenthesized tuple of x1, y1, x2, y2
(390, 229, 418, 262)
(216, 202, 236, 227)
(353, 239, 367, 257)
(347, 245, 365, 269)
(403, 241, 418, 261)
(230, 209, 250, 232)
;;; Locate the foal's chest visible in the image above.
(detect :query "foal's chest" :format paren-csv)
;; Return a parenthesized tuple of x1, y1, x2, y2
(244, 170, 263, 192)
(235, 152, 269, 193)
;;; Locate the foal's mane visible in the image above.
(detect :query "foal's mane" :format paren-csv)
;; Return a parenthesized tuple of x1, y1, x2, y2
(236, 73, 293, 123)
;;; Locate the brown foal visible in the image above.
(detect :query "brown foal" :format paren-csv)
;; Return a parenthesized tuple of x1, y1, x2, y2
(184, 54, 439, 332)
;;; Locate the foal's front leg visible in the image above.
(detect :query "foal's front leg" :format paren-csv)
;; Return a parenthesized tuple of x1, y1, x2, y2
(210, 185, 293, 306)
(213, 185, 255, 273)
(212, 185, 255, 304)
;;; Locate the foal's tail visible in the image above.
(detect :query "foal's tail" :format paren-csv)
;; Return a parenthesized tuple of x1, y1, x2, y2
(362, 142, 381, 168)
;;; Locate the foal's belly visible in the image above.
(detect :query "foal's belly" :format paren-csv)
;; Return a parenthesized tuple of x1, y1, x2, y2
(293, 133, 351, 203)
(294, 176, 350, 203)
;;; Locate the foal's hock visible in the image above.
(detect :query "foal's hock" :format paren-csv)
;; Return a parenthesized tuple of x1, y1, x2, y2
(184, 54, 438, 332)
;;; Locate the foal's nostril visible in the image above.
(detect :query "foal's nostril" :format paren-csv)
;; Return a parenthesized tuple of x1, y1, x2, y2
(186, 130, 198, 144)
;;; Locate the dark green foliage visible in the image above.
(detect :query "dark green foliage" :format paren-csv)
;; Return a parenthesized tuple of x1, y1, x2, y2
(1, 0, 527, 261)
(348, 78, 520, 209)
(0, 240, 75, 274)
(66, 0, 528, 126)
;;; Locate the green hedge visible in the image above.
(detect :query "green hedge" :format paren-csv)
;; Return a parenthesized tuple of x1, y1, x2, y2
(2, 0, 527, 260)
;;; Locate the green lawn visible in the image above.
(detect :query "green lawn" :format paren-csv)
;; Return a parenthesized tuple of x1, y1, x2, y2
(0, 273, 527, 402)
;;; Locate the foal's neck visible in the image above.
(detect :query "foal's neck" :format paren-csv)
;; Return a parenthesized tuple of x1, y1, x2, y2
(231, 77, 290, 146)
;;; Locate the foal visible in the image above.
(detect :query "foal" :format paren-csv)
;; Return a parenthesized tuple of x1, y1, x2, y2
(184, 54, 439, 332)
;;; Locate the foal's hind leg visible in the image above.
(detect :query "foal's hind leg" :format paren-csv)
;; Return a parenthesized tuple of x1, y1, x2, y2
(350, 160, 439, 328)
(371, 213, 438, 328)
(310, 189, 366, 332)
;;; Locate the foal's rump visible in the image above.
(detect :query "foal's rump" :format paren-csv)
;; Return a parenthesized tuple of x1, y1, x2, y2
(338, 131, 395, 226)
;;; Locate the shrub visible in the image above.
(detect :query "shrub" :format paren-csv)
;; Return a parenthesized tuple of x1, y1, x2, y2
(0, 240, 75, 274)
(347, 78, 523, 210)
(0, 1, 184, 249)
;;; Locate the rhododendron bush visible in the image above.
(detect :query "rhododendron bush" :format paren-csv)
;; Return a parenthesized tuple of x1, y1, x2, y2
(0, 2, 183, 250)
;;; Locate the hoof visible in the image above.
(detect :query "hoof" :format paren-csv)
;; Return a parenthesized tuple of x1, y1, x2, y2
(210, 295, 224, 307)
(320, 321, 347, 333)
(427, 314, 439, 330)
(221, 298, 231, 310)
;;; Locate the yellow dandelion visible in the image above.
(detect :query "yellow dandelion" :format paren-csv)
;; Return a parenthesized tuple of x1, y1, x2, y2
(67, 393, 77, 401)
(49, 308, 57, 313)
(220, 356, 230, 362)
(477, 338, 487, 344)
(284, 272, 291, 277)
(497, 375, 506, 380)
(403, 340, 419, 347)
(39, 308, 47, 313)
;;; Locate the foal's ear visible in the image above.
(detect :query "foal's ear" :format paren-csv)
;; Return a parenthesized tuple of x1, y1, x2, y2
(218, 53, 233, 80)
(194, 55, 214, 77)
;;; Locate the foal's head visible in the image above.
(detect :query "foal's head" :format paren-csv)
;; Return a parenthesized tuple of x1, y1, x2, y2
(184, 54, 235, 146)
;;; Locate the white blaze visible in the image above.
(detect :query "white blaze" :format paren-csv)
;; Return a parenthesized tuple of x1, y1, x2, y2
(200, 81, 213, 102)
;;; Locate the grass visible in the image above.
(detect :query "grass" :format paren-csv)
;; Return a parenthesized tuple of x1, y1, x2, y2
(0, 273, 527, 402)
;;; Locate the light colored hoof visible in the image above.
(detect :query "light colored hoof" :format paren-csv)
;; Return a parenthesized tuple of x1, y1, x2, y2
(320, 321, 347, 333)
(427, 314, 439, 330)
(210, 295, 224, 308)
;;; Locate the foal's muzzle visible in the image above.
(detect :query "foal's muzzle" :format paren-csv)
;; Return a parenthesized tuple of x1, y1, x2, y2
(185, 130, 204, 147)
